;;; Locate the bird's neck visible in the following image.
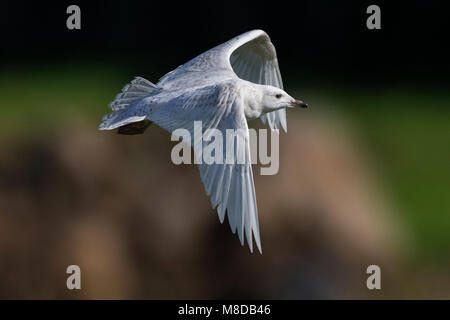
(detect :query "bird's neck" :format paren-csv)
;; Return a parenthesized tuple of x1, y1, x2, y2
(242, 82, 264, 120)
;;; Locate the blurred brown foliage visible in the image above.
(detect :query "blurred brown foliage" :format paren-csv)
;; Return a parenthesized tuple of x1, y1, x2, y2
(0, 114, 402, 299)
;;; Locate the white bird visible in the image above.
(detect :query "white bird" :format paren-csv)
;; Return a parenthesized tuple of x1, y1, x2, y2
(99, 30, 307, 253)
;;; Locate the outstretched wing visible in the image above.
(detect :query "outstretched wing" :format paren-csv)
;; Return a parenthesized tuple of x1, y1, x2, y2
(228, 30, 287, 132)
(158, 30, 287, 132)
(147, 85, 262, 253)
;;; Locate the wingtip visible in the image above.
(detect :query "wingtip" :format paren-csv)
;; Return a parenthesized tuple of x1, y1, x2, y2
(247, 239, 262, 254)
(248, 29, 268, 38)
(238, 230, 244, 246)
(281, 120, 288, 133)
(254, 232, 262, 254)
(256, 242, 262, 255)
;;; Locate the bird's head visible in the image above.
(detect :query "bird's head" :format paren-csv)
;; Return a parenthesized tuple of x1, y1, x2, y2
(261, 85, 308, 112)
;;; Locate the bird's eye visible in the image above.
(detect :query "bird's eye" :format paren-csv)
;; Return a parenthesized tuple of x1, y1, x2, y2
(275, 94, 282, 99)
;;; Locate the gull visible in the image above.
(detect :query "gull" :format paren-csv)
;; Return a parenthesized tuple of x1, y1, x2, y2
(99, 30, 307, 253)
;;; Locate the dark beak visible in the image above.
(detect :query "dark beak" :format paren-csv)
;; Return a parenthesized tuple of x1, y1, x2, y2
(292, 99, 308, 108)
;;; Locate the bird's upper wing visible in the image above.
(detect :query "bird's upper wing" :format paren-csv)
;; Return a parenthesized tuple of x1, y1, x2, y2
(227, 30, 287, 132)
(146, 84, 262, 253)
(158, 30, 287, 132)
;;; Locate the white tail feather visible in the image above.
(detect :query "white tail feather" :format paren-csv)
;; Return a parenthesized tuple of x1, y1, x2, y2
(109, 77, 157, 111)
(99, 77, 157, 130)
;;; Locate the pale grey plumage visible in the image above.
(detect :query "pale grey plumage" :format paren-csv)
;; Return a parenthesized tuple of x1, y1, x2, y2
(99, 30, 303, 253)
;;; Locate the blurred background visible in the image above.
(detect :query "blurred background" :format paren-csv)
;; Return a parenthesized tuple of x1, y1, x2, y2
(0, 1, 449, 299)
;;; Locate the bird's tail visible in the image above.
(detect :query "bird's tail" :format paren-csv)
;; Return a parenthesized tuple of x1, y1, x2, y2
(99, 76, 157, 132)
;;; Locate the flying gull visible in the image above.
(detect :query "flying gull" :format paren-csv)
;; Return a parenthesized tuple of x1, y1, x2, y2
(99, 30, 307, 253)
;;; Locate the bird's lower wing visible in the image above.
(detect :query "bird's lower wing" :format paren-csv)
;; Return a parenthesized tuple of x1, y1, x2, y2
(197, 113, 261, 253)
(260, 109, 287, 132)
(146, 85, 262, 253)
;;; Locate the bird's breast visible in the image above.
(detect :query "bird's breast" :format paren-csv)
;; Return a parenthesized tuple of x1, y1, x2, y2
(244, 102, 263, 120)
